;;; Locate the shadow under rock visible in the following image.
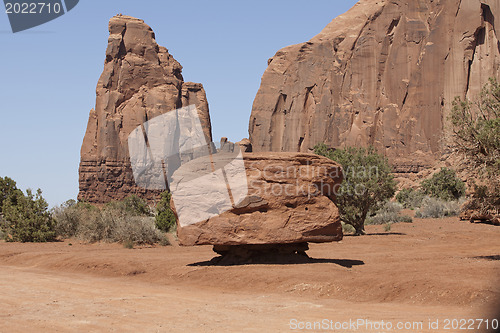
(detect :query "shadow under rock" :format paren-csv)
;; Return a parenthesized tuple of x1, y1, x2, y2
(344, 232, 406, 237)
(473, 255, 500, 261)
(188, 257, 365, 267)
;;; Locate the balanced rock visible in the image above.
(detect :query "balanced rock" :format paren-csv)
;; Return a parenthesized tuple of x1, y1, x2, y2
(176, 152, 343, 246)
(78, 15, 212, 203)
(249, 0, 500, 173)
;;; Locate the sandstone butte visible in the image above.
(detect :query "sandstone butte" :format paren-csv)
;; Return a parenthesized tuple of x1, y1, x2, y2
(248, 0, 500, 174)
(78, 15, 212, 203)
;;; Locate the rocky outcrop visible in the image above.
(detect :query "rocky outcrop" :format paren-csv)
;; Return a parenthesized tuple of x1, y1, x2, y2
(236, 138, 253, 152)
(176, 152, 343, 246)
(460, 210, 500, 226)
(78, 15, 212, 203)
(217, 137, 252, 153)
(249, 0, 500, 172)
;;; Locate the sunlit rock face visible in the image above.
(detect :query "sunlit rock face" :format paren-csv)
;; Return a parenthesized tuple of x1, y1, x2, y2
(249, 0, 500, 173)
(78, 15, 212, 203)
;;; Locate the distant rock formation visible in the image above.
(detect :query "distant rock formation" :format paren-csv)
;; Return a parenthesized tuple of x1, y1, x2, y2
(176, 152, 343, 246)
(78, 15, 212, 203)
(236, 138, 252, 152)
(249, 0, 500, 172)
(217, 137, 253, 153)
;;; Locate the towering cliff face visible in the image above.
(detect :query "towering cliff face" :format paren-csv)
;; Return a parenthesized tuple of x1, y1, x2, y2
(79, 15, 212, 203)
(249, 0, 500, 172)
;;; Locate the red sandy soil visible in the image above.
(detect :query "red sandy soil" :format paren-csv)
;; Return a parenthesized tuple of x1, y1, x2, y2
(0, 216, 499, 332)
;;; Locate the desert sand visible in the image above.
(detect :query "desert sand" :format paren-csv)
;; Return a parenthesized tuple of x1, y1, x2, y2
(0, 216, 498, 332)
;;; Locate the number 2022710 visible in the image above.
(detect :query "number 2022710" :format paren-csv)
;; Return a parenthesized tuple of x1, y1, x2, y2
(5, 2, 62, 14)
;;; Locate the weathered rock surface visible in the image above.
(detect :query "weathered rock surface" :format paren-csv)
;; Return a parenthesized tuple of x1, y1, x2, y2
(249, 0, 500, 172)
(236, 138, 253, 152)
(460, 210, 500, 226)
(176, 152, 343, 246)
(79, 15, 212, 203)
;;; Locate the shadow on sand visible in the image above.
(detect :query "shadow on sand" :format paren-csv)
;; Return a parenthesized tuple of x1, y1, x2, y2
(473, 255, 500, 261)
(344, 232, 406, 237)
(188, 257, 365, 267)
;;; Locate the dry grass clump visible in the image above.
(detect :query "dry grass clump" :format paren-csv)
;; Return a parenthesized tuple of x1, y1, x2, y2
(53, 197, 169, 246)
(366, 201, 413, 225)
(415, 197, 462, 218)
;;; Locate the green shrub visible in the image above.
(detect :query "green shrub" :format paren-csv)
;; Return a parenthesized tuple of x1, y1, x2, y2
(384, 223, 392, 232)
(2, 189, 56, 242)
(155, 191, 176, 232)
(314, 144, 397, 235)
(450, 78, 500, 216)
(0, 176, 18, 214)
(420, 168, 465, 201)
(396, 188, 425, 209)
(366, 201, 413, 225)
(451, 78, 500, 173)
(415, 197, 461, 218)
(0, 217, 5, 240)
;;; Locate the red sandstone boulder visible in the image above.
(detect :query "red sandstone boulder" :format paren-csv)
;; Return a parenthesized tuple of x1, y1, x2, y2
(176, 152, 343, 246)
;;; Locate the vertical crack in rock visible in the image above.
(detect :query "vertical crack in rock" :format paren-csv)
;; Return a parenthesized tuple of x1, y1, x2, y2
(465, 53, 476, 98)
(269, 93, 287, 151)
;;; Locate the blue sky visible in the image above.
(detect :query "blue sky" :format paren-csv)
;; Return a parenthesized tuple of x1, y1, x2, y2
(0, 0, 358, 207)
